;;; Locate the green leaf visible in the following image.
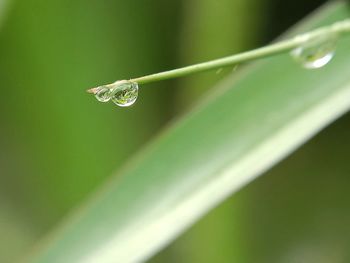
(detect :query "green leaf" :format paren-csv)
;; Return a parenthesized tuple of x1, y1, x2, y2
(0, 0, 10, 29)
(30, 2, 350, 262)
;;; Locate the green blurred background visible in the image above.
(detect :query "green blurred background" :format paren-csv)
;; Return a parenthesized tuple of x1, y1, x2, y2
(1, 0, 349, 262)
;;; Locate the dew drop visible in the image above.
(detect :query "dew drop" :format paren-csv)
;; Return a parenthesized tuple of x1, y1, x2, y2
(232, 65, 239, 72)
(215, 68, 223, 74)
(110, 81, 138, 107)
(95, 86, 112, 102)
(290, 32, 338, 69)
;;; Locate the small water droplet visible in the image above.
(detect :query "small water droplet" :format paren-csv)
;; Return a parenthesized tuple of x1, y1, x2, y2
(290, 32, 338, 69)
(110, 81, 138, 107)
(216, 68, 223, 74)
(95, 86, 112, 102)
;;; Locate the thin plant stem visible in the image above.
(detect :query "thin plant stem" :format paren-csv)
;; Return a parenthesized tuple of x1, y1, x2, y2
(87, 19, 350, 94)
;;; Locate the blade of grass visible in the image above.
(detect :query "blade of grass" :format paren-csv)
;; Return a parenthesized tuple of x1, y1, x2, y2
(88, 16, 350, 94)
(29, 2, 350, 263)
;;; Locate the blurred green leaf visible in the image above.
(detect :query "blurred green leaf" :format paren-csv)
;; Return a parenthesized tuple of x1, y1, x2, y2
(0, 0, 179, 227)
(176, 0, 264, 109)
(0, 0, 10, 28)
(155, 0, 265, 262)
(30, 2, 350, 262)
(0, 0, 180, 261)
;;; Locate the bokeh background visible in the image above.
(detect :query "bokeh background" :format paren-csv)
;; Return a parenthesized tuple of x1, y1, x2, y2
(1, 0, 349, 262)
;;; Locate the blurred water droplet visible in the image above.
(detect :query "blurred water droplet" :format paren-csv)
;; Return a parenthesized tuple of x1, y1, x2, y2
(290, 32, 338, 69)
(95, 86, 112, 102)
(216, 68, 223, 74)
(111, 81, 138, 107)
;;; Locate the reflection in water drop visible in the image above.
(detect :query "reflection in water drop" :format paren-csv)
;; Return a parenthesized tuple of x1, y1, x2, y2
(290, 32, 338, 69)
(95, 86, 112, 102)
(110, 81, 139, 107)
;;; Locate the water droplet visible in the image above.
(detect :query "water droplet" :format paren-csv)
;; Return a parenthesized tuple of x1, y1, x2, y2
(95, 86, 112, 102)
(110, 81, 138, 107)
(216, 68, 223, 74)
(290, 32, 338, 69)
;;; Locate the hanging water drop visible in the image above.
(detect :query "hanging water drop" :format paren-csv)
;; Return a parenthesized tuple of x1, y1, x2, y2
(290, 32, 338, 69)
(95, 86, 112, 102)
(110, 81, 139, 107)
